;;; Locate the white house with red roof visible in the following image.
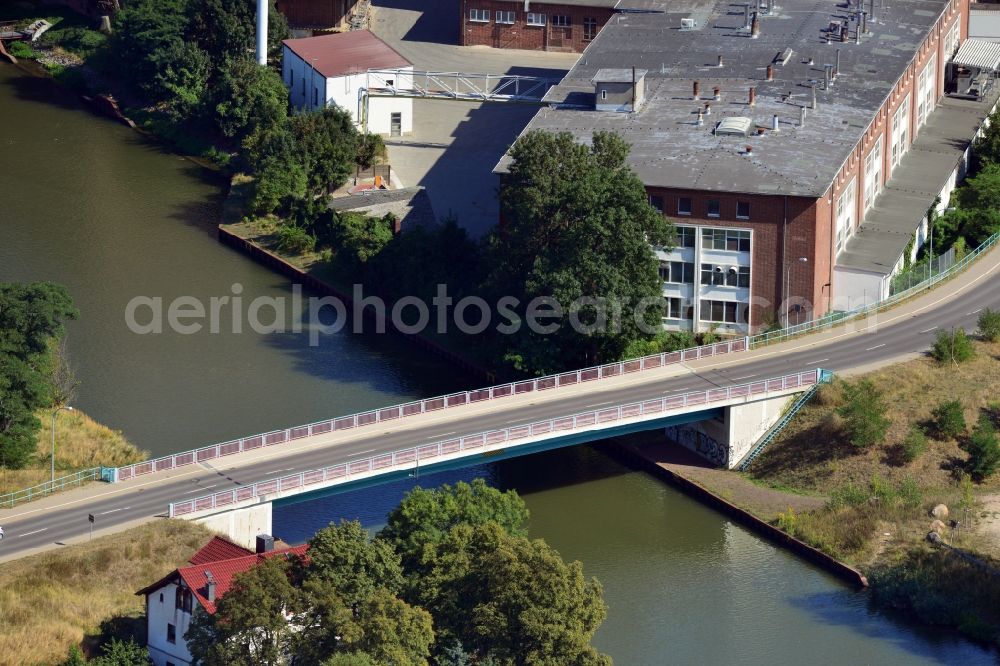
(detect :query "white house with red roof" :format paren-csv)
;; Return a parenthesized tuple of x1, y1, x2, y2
(282, 30, 414, 136)
(136, 535, 308, 666)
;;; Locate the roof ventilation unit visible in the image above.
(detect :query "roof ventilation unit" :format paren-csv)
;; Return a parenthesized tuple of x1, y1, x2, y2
(714, 116, 754, 137)
(680, 17, 697, 30)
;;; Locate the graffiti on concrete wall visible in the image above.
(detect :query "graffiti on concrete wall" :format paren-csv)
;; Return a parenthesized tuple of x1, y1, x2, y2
(665, 425, 728, 467)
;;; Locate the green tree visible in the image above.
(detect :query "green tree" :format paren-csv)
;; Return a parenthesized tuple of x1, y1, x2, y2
(108, 0, 192, 102)
(186, 556, 301, 666)
(321, 654, 378, 666)
(412, 523, 610, 665)
(486, 130, 674, 374)
(932, 400, 966, 439)
(249, 127, 308, 214)
(930, 327, 976, 364)
(836, 379, 891, 448)
(187, 0, 289, 63)
(329, 213, 395, 267)
(211, 57, 289, 156)
(380, 478, 529, 573)
(954, 164, 1000, 245)
(90, 638, 152, 666)
(157, 41, 212, 120)
(0, 282, 78, 468)
(306, 520, 405, 603)
(973, 107, 1000, 171)
(977, 308, 1000, 342)
(356, 133, 385, 170)
(900, 426, 927, 463)
(964, 414, 1000, 481)
(288, 106, 358, 197)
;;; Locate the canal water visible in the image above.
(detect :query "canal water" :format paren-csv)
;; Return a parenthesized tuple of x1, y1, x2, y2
(0, 63, 994, 664)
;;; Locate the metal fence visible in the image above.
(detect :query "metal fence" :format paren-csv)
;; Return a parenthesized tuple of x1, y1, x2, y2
(118, 338, 747, 483)
(168, 368, 820, 518)
(750, 230, 1000, 347)
(890, 246, 957, 296)
(0, 467, 108, 509)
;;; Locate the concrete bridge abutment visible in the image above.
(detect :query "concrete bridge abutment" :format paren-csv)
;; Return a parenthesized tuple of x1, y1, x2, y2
(665, 394, 793, 469)
(192, 500, 273, 549)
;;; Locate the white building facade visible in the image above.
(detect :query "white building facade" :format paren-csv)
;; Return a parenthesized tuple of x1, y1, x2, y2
(282, 32, 414, 136)
(143, 580, 197, 666)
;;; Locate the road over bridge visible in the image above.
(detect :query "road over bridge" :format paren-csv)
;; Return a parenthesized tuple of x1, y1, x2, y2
(0, 243, 998, 561)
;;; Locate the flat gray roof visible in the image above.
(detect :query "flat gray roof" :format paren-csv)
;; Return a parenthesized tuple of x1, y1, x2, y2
(593, 68, 647, 83)
(837, 89, 1000, 274)
(496, 0, 954, 198)
(328, 187, 437, 232)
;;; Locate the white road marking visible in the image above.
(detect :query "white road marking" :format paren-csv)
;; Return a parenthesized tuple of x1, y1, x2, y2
(919, 326, 938, 334)
(18, 528, 47, 537)
(806, 358, 829, 365)
(428, 431, 456, 439)
(731, 374, 756, 380)
(98, 507, 129, 515)
(866, 343, 887, 351)
(585, 400, 616, 408)
(263, 467, 295, 475)
(185, 485, 217, 494)
(969, 308, 983, 315)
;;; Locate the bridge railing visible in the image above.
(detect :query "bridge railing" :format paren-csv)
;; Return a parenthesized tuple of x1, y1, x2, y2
(118, 338, 748, 483)
(0, 467, 108, 509)
(167, 368, 820, 518)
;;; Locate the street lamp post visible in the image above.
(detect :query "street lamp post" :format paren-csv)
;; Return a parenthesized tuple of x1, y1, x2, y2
(51, 405, 73, 486)
(784, 257, 809, 326)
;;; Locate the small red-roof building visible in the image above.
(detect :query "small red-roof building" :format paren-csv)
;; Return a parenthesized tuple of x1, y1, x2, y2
(281, 31, 414, 136)
(136, 534, 307, 666)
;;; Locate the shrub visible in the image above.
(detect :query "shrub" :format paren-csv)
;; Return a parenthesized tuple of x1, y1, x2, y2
(978, 308, 1000, 342)
(901, 426, 928, 463)
(964, 414, 1000, 481)
(897, 476, 922, 509)
(870, 472, 897, 505)
(7, 41, 38, 59)
(828, 482, 868, 509)
(932, 400, 966, 439)
(930, 327, 975, 364)
(776, 506, 797, 535)
(837, 379, 891, 448)
(274, 224, 316, 254)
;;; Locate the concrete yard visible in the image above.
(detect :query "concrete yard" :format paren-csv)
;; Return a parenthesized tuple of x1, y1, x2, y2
(370, 0, 579, 236)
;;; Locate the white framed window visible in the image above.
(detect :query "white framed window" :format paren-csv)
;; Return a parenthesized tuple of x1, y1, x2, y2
(552, 15, 571, 27)
(707, 199, 720, 217)
(469, 8, 489, 22)
(495, 10, 514, 24)
(736, 201, 750, 219)
(863, 137, 883, 212)
(664, 297, 693, 320)
(673, 225, 696, 247)
(916, 54, 937, 130)
(601, 89, 607, 100)
(583, 17, 598, 40)
(944, 21, 960, 61)
(660, 261, 695, 284)
(677, 197, 692, 215)
(701, 228, 751, 252)
(526, 12, 546, 26)
(890, 94, 909, 172)
(700, 300, 741, 324)
(835, 177, 857, 255)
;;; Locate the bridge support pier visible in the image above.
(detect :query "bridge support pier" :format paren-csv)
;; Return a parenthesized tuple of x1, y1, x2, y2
(665, 394, 793, 468)
(192, 500, 272, 549)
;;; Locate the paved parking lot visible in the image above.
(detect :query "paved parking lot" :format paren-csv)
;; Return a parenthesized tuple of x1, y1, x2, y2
(370, 0, 579, 236)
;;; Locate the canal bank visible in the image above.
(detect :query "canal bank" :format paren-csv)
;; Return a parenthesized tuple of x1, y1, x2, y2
(2, 62, 996, 663)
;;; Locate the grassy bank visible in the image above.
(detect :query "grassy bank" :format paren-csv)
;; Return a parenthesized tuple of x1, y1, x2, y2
(0, 520, 213, 665)
(744, 339, 1000, 644)
(0, 408, 146, 496)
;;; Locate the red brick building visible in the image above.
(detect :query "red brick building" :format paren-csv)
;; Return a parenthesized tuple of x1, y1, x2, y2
(459, 0, 616, 52)
(497, 0, 982, 333)
(276, 0, 360, 30)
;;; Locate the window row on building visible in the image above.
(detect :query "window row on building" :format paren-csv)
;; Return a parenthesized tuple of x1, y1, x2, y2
(651, 195, 753, 220)
(663, 226, 751, 252)
(663, 298, 745, 324)
(468, 8, 599, 37)
(659, 262, 750, 288)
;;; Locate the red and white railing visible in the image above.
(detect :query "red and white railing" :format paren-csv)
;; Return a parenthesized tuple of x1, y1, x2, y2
(119, 337, 749, 483)
(168, 367, 816, 518)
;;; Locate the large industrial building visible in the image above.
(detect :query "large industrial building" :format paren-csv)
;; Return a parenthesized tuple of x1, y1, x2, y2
(497, 0, 1000, 333)
(459, 0, 617, 52)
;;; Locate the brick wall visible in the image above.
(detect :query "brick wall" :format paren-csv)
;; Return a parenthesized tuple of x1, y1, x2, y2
(459, 0, 613, 52)
(276, 0, 356, 29)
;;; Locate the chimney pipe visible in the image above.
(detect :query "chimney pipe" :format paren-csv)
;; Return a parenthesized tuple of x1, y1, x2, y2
(824, 64, 833, 90)
(772, 114, 780, 131)
(766, 64, 774, 81)
(811, 84, 817, 109)
(855, 12, 862, 43)
(704, 102, 712, 115)
(256, 0, 268, 66)
(713, 86, 721, 100)
(718, 54, 724, 67)
(697, 109, 705, 126)
(751, 13, 761, 38)
(744, 4, 751, 28)
(693, 80, 701, 99)
(835, 49, 841, 78)
(840, 23, 848, 42)
(800, 105, 807, 126)
(749, 86, 756, 107)
(746, 144, 754, 156)
(256, 534, 275, 554)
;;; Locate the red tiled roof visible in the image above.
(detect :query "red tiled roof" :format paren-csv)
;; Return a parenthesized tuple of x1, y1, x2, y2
(177, 545, 309, 614)
(282, 30, 411, 78)
(188, 536, 253, 565)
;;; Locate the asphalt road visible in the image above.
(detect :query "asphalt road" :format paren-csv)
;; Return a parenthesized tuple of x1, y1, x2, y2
(1, 255, 998, 561)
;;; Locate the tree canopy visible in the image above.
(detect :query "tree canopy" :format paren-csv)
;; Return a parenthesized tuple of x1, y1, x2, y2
(486, 130, 674, 374)
(0, 282, 78, 468)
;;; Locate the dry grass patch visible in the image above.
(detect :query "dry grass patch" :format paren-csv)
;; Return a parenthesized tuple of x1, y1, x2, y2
(0, 520, 213, 665)
(750, 340, 1000, 496)
(0, 409, 146, 496)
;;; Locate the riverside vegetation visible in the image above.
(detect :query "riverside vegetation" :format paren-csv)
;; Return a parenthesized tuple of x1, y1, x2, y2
(745, 312, 1000, 645)
(10, 480, 609, 665)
